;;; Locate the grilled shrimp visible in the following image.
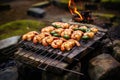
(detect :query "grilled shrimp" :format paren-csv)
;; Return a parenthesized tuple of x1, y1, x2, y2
(41, 26, 55, 33)
(69, 24, 78, 30)
(41, 36, 58, 46)
(22, 31, 39, 41)
(53, 28, 64, 35)
(71, 30, 83, 40)
(90, 27, 98, 33)
(84, 32, 95, 38)
(51, 38, 66, 48)
(33, 32, 51, 44)
(61, 29, 73, 37)
(61, 39, 80, 51)
(52, 22, 69, 29)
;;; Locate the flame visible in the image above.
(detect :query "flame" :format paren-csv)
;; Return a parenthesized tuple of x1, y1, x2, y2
(68, 0, 83, 20)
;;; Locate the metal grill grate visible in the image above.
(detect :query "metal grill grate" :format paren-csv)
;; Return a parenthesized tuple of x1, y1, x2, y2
(13, 23, 107, 75)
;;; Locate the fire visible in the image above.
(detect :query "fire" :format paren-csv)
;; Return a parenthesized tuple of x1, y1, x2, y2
(68, 0, 83, 21)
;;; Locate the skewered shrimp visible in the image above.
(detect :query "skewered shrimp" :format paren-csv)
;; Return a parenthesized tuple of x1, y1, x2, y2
(41, 36, 58, 46)
(69, 24, 78, 30)
(53, 28, 64, 35)
(33, 32, 51, 44)
(71, 30, 83, 40)
(52, 22, 69, 29)
(79, 26, 88, 32)
(61, 29, 73, 37)
(51, 38, 66, 48)
(90, 27, 98, 33)
(22, 31, 39, 41)
(61, 39, 80, 51)
(84, 32, 95, 38)
(41, 26, 55, 33)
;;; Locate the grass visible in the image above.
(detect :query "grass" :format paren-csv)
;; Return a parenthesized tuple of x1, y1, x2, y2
(0, 20, 46, 40)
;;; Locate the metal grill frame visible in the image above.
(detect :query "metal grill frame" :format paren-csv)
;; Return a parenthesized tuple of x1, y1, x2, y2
(13, 22, 107, 75)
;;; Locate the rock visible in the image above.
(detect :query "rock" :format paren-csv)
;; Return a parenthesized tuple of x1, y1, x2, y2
(27, 8, 46, 18)
(113, 40, 120, 62)
(52, 0, 68, 9)
(0, 36, 20, 62)
(0, 36, 20, 50)
(0, 60, 18, 80)
(89, 54, 120, 80)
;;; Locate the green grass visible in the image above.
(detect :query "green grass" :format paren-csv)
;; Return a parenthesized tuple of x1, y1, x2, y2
(0, 20, 46, 40)
(101, 0, 120, 3)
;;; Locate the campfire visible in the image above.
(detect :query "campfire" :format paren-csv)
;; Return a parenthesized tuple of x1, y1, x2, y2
(68, 0, 93, 23)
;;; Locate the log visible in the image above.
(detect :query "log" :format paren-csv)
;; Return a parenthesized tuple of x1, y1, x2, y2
(89, 54, 120, 80)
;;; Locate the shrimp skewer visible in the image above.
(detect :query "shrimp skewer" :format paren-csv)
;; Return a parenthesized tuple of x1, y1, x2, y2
(33, 32, 51, 44)
(41, 36, 58, 46)
(71, 30, 83, 41)
(22, 31, 39, 41)
(83, 32, 95, 39)
(69, 24, 79, 30)
(61, 39, 80, 51)
(61, 29, 73, 37)
(52, 22, 70, 29)
(90, 27, 98, 33)
(41, 26, 55, 33)
(51, 38, 66, 49)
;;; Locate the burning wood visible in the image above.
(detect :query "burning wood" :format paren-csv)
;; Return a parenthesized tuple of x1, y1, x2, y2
(68, 0, 93, 23)
(68, 0, 83, 21)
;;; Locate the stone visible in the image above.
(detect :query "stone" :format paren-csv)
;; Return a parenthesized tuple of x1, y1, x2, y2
(89, 54, 120, 80)
(113, 40, 120, 62)
(0, 36, 20, 62)
(52, 0, 68, 9)
(0, 60, 18, 80)
(0, 36, 20, 50)
(27, 8, 46, 18)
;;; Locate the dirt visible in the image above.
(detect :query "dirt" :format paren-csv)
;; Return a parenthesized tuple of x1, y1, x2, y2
(0, 0, 43, 25)
(0, 0, 72, 25)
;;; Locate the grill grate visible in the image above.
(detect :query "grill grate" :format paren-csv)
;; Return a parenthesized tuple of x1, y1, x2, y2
(13, 23, 107, 75)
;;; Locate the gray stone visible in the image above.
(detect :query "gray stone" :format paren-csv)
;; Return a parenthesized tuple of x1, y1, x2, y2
(89, 54, 120, 80)
(27, 8, 46, 18)
(0, 36, 20, 50)
(0, 60, 18, 80)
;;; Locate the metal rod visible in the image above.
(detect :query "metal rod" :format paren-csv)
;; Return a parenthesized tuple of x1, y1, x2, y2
(43, 51, 62, 70)
(54, 47, 76, 67)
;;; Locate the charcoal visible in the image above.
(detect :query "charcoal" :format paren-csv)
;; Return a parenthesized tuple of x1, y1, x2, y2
(0, 36, 20, 50)
(27, 8, 46, 18)
(89, 54, 120, 80)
